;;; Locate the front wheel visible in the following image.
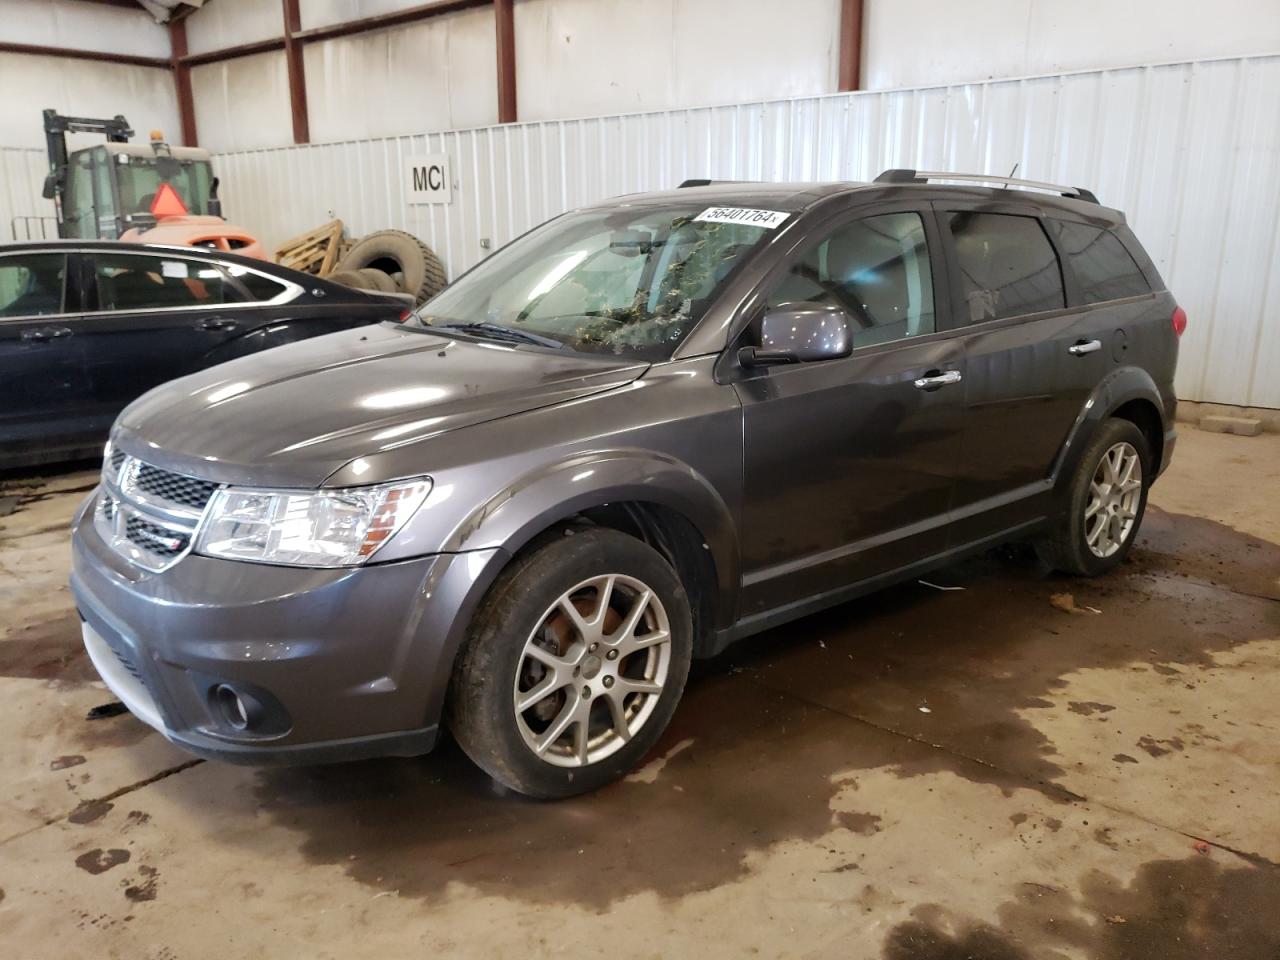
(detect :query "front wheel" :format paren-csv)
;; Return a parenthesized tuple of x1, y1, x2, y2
(448, 527, 693, 798)
(1038, 417, 1151, 576)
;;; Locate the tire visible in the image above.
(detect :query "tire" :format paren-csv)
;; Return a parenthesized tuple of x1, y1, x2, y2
(448, 527, 693, 798)
(355, 267, 399, 293)
(336, 230, 447, 305)
(1037, 418, 1151, 576)
(325, 268, 370, 290)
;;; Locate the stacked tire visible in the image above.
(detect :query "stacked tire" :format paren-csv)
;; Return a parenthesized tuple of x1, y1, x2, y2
(329, 230, 447, 305)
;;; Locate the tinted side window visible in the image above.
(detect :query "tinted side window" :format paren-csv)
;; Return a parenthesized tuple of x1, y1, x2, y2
(0, 254, 66, 317)
(95, 254, 230, 311)
(767, 212, 935, 347)
(1053, 220, 1151, 303)
(948, 212, 1064, 322)
(220, 265, 287, 303)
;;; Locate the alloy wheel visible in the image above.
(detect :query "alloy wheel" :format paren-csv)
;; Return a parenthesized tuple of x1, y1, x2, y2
(513, 574, 672, 768)
(1085, 441, 1143, 558)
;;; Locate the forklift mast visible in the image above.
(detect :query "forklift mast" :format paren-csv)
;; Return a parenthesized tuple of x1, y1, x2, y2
(41, 108, 133, 206)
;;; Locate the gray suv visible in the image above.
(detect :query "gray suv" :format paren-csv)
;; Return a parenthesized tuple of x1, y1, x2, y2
(70, 170, 1183, 797)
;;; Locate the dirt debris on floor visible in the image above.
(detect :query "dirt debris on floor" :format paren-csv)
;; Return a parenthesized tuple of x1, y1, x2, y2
(0, 430, 1277, 958)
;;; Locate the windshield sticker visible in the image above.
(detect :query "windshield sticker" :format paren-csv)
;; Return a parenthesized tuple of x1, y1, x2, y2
(694, 207, 789, 229)
(160, 260, 189, 279)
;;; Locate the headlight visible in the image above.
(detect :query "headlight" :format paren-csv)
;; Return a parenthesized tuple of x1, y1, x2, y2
(195, 478, 431, 567)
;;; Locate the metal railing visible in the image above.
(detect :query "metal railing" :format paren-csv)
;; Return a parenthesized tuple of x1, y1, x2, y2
(10, 215, 58, 242)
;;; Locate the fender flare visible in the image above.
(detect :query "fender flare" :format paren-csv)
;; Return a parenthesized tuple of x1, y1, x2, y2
(444, 448, 740, 608)
(1051, 365, 1169, 496)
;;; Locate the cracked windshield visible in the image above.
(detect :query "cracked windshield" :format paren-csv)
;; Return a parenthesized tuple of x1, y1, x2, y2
(413, 204, 778, 360)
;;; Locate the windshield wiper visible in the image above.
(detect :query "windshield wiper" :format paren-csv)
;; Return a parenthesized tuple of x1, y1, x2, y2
(436, 321, 565, 349)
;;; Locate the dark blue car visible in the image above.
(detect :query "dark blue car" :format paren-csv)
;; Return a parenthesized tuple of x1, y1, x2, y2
(0, 240, 407, 469)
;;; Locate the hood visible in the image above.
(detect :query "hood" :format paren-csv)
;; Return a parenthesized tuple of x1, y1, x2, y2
(115, 322, 647, 487)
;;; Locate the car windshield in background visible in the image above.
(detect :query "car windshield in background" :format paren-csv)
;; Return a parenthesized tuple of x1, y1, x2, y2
(411, 203, 782, 360)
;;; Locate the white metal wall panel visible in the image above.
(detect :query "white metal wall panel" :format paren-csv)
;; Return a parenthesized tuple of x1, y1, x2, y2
(864, 0, 1280, 91)
(191, 51, 294, 153)
(0, 54, 180, 151)
(1, 148, 55, 242)
(0, 0, 170, 58)
(185, 0, 285, 56)
(302, 8, 498, 144)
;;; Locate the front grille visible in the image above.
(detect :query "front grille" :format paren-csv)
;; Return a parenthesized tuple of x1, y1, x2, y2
(95, 453, 221, 572)
(133, 463, 220, 511)
(124, 515, 191, 559)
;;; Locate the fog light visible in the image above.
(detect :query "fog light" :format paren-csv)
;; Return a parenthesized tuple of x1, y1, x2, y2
(212, 684, 262, 732)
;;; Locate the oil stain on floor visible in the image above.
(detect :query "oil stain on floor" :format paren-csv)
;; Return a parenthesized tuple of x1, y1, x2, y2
(883, 854, 1280, 960)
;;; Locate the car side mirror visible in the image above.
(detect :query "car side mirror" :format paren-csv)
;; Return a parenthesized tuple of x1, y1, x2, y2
(739, 302, 853, 367)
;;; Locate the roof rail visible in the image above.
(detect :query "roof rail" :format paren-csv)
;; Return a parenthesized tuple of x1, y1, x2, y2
(873, 169, 1098, 204)
(677, 178, 760, 188)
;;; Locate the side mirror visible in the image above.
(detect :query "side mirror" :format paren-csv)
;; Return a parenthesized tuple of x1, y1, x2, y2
(739, 302, 853, 367)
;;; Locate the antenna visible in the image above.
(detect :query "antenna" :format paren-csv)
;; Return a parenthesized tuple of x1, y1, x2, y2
(1003, 163, 1019, 188)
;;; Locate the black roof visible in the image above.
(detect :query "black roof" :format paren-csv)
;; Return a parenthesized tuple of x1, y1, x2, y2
(591, 178, 1121, 223)
(0, 238, 278, 269)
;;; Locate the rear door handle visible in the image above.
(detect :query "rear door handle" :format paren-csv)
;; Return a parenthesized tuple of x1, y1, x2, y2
(20, 326, 72, 342)
(1068, 339, 1102, 356)
(199, 317, 238, 331)
(913, 369, 963, 391)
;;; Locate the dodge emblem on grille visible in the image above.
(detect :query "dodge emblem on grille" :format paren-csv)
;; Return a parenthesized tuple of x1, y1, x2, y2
(133, 526, 183, 552)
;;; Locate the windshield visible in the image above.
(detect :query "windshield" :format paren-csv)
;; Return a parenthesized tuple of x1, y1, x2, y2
(412, 203, 781, 360)
(116, 157, 213, 217)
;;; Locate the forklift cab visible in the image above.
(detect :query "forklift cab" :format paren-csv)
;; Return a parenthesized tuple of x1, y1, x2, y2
(58, 143, 217, 241)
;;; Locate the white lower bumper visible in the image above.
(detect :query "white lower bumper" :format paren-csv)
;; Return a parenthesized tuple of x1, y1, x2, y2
(81, 621, 166, 734)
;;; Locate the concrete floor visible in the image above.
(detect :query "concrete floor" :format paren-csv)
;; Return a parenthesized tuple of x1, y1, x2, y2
(0, 428, 1277, 959)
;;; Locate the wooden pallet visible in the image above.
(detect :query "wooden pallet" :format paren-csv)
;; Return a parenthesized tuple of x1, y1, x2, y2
(274, 220, 345, 276)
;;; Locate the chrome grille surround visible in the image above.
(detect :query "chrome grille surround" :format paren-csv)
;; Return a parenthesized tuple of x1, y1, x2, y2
(95, 453, 222, 572)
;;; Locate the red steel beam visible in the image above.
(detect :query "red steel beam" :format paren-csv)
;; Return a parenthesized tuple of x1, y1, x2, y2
(168, 17, 198, 146)
(838, 0, 864, 92)
(495, 0, 516, 123)
(282, 0, 311, 144)
(0, 41, 168, 69)
(181, 37, 287, 68)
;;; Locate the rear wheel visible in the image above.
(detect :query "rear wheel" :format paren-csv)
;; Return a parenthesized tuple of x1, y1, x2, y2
(1037, 418, 1150, 576)
(448, 527, 693, 798)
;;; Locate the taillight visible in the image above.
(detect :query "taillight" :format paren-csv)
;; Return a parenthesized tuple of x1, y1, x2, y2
(398, 309, 412, 322)
(1171, 306, 1187, 337)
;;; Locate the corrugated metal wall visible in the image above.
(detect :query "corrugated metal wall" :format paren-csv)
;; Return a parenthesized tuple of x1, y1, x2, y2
(1, 147, 56, 242)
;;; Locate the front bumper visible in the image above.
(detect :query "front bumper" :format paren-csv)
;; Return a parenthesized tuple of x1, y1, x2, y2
(70, 492, 501, 765)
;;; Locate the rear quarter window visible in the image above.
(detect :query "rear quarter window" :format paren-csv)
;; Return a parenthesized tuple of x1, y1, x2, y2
(1053, 220, 1152, 304)
(221, 265, 287, 303)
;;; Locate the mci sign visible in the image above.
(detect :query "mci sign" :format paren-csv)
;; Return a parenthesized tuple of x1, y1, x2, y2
(406, 154, 452, 204)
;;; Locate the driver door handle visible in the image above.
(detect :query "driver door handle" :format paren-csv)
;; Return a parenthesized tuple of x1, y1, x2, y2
(199, 317, 238, 331)
(1068, 338, 1102, 356)
(913, 369, 963, 391)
